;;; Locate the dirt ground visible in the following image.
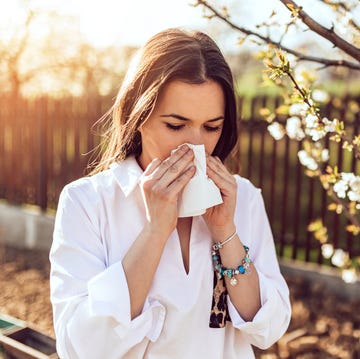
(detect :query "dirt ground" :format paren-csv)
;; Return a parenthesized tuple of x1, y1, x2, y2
(0, 244, 359, 359)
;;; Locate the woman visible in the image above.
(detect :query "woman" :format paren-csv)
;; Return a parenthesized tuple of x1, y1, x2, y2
(50, 28, 291, 358)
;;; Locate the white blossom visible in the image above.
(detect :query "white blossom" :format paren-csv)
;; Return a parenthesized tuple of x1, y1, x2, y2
(286, 116, 305, 140)
(321, 149, 329, 162)
(349, 177, 360, 192)
(331, 249, 349, 268)
(348, 190, 360, 202)
(322, 117, 337, 133)
(348, 177, 360, 200)
(333, 180, 348, 198)
(304, 114, 318, 128)
(342, 268, 358, 284)
(312, 89, 329, 103)
(341, 172, 356, 183)
(289, 103, 308, 117)
(333, 173, 360, 200)
(268, 122, 285, 140)
(294, 72, 305, 84)
(305, 128, 326, 141)
(321, 243, 334, 259)
(303, 114, 326, 140)
(298, 150, 318, 170)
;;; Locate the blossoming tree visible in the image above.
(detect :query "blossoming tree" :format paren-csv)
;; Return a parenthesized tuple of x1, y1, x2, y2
(194, 0, 360, 282)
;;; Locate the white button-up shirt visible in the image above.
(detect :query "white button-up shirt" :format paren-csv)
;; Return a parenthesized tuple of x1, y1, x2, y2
(50, 156, 291, 359)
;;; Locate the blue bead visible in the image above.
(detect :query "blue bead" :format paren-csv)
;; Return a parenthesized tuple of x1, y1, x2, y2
(238, 265, 245, 274)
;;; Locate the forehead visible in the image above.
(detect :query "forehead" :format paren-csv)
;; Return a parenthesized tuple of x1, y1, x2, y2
(154, 80, 225, 118)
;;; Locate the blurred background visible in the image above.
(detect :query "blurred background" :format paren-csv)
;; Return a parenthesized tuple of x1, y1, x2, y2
(0, 0, 359, 358)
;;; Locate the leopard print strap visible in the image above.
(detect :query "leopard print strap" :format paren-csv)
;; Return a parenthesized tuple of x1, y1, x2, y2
(209, 271, 231, 328)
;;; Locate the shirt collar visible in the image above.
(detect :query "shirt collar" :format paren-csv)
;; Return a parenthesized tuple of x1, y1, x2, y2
(110, 156, 144, 197)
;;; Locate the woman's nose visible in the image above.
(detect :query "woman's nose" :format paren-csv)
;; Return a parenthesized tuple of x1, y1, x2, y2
(186, 130, 203, 146)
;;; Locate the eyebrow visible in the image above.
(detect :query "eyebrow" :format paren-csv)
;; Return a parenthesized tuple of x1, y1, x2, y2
(160, 114, 224, 122)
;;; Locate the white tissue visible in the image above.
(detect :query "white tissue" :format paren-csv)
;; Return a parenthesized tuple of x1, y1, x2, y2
(176, 144, 223, 217)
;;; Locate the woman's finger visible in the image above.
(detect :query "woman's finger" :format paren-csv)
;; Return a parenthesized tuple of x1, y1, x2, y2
(207, 156, 235, 189)
(165, 165, 196, 195)
(207, 168, 235, 199)
(151, 145, 194, 183)
(143, 158, 161, 176)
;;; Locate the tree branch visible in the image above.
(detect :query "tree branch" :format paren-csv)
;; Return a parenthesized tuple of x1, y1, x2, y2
(282, 66, 360, 160)
(14, 11, 34, 60)
(193, 0, 360, 70)
(318, 0, 353, 12)
(279, 0, 360, 62)
(317, 0, 360, 32)
(329, 190, 360, 229)
(320, 0, 360, 32)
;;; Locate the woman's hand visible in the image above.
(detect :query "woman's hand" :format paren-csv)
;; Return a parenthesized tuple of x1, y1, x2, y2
(139, 145, 195, 241)
(203, 155, 237, 240)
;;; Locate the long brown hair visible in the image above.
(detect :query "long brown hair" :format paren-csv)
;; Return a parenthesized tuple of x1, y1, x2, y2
(90, 28, 238, 175)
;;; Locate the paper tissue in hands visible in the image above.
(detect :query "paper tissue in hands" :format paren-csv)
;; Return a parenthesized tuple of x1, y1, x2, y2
(177, 144, 223, 217)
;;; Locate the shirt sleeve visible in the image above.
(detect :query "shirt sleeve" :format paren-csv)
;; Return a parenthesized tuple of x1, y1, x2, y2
(50, 182, 166, 359)
(227, 181, 291, 349)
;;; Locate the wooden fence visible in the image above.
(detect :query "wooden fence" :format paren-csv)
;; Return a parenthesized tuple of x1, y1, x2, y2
(0, 96, 110, 209)
(0, 95, 359, 263)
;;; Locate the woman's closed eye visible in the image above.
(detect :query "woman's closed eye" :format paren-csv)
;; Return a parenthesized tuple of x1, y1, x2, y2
(165, 123, 222, 132)
(204, 125, 222, 132)
(165, 123, 185, 131)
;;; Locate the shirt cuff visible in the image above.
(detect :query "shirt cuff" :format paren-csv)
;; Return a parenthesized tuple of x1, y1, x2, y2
(88, 261, 166, 343)
(227, 271, 280, 332)
(115, 297, 166, 343)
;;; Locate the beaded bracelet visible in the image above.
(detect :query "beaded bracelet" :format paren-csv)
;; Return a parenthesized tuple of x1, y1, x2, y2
(211, 245, 252, 286)
(212, 231, 237, 251)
